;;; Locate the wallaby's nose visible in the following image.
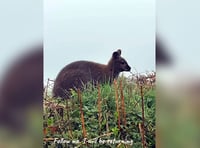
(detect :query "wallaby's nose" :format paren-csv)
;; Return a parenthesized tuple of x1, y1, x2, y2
(126, 65, 131, 71)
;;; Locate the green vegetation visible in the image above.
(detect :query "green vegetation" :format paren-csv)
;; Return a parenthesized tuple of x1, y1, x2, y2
(43, 75, 155, 148)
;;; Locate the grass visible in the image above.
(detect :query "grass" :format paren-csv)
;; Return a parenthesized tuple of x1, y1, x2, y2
(43, 73, 155, 148)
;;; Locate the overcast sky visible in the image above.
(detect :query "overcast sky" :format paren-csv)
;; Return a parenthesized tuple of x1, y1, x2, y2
(0, 0, 42, 81)
(44, 0, 155, 83)
(157, 0, 200, 73)
(1, 0, 199, 85)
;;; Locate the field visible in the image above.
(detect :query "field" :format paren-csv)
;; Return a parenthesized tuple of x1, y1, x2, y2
(43, 72, 155, 148)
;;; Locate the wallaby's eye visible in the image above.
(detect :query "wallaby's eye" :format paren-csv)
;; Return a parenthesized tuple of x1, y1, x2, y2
(121, 61, 125, 64)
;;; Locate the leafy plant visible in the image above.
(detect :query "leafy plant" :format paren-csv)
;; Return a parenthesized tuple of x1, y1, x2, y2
(43, 73, 156, 148)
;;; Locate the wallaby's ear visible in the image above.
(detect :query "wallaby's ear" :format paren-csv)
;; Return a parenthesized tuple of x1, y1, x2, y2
(112, 49, 121, 59)
(117, 49, 121, 55)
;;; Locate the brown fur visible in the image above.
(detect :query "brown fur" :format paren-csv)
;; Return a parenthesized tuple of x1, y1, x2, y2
(53, 49, 131, 99)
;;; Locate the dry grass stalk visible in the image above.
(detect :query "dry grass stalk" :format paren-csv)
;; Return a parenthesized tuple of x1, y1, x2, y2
(97, 83, 102, 133)
(139, 122, 147, 148)
(44, 78, 55, 99)
(78, 89, 87, 138)
(65, 99, 73, 138)
(120, 80, 126, 126)
(43, 127, 47, 137)
(114, 79, 121, 129)
(43, 137, 54, 142)
(140, 86, 146, 148)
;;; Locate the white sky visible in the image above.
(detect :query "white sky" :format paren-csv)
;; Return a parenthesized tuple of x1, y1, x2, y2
(157, 0, 200, 73)
(0, 0, 42, 81)
(1, 0, 199, 85)
(44, 0, 155, 83)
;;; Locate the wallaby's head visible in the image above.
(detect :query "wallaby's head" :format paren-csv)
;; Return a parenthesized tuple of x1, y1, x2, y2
(109, 49, 131, 73)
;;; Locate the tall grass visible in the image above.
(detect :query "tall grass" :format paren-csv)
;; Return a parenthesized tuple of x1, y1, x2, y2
(43, 73, 155, 148)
